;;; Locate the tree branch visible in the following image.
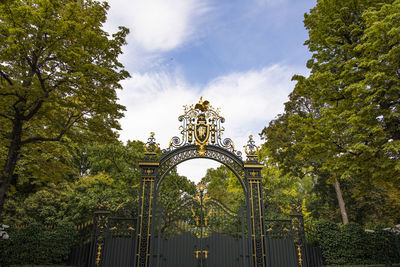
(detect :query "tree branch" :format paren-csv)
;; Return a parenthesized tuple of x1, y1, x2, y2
(22, 99, 43, 121)
(0, 92, 18, 97)
(0, 70, 13, 86)
(21, 113, 82, 145)
(0, 113, 12, 121)
(21, 135, 64, 145)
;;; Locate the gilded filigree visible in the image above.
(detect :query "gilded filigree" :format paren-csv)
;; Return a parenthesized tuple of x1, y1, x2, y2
(165, 97, 241, 158)
(144, 132, 160, 154)
(244, 135, 260, 161)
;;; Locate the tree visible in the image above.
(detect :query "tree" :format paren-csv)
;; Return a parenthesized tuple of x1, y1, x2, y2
(0, 0, 130, 215)
(261, 0, 400, 224)
(201, 165, 244, 211)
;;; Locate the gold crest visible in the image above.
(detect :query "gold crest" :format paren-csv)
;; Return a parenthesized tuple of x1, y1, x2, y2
(194, 114, 209, 155)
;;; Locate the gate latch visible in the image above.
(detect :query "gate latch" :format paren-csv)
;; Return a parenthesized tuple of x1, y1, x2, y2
(194, 250, 209, 259)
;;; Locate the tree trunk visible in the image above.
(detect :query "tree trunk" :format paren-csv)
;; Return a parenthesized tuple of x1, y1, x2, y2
(333, 178, 349, 224)
(0, 118, 23, 218)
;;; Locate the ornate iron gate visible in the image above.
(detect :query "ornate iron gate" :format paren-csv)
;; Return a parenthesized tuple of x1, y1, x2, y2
(151, 184, 252, 267)
(135, 98, 267, 267)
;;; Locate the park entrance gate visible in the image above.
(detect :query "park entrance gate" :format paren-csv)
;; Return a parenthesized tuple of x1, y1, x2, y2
(87, 98, 313, 267)
(135, 98, 267, 267)
(152, 183, 250, 266)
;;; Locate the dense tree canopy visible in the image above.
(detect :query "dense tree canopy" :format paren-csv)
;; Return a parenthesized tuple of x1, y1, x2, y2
(0, 0, 130, 214)
(261, 0, 400, 225)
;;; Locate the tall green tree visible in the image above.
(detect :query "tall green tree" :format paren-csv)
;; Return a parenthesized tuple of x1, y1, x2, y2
(262, 0, 400, 224)
(0, 0, 130, 215)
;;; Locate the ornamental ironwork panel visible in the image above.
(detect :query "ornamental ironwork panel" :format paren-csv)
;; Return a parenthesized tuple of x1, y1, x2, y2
(163, 97, 242, 158)
(158, 145, 245, 189)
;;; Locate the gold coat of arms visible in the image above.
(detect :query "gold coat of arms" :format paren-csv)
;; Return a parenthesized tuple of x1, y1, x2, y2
(194, 114, 210, 146)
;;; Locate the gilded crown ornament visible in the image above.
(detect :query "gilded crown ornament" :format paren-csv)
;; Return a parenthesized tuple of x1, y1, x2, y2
(166, 97, 241, 157)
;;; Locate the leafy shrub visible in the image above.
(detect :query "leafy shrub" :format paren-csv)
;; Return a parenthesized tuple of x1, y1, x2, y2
(314, 221, 400, 265)
(315, 221, 344, 264)
(0, 221, 77, 265)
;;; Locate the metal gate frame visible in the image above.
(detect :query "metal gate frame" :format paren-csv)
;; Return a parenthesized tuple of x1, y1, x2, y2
(151, 183, 252, 267)
(135, 98, 267, 267)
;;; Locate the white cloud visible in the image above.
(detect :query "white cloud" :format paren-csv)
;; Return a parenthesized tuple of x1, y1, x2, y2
(103, 0, 210, 71)
(117, 64, 307, 182)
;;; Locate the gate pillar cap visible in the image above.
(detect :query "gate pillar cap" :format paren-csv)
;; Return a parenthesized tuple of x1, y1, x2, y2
(243, 163, 263, 168)
(139, 161, 160, 166)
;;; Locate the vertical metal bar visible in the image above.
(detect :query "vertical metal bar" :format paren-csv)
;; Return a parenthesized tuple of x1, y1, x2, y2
(156, 207, 162, 267)
(200, 189, 204, 267)
(241, 207, 246, 267)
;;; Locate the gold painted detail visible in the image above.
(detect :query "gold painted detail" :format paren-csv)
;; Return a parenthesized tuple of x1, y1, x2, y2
(76, 220, 94, 230)
(145, 168, 154, 175)
(244, 163, 263, 168)
(194, 250, 209, 260)
(297, 244, 303, 267)
(143, 132, 160, 155)
(165, 97, 241, 158)
(250, 170, 258, 177)
(139, 162, 160, 166)
(96, 243, 103, 267)
(244, 135, 260, 161)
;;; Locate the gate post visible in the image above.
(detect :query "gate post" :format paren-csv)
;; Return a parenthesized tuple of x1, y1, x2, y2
(135, 133, 159, 267)
(290, 201, 306, 267)
(91, 199, 111, 267)
(244, 136, 267, 267)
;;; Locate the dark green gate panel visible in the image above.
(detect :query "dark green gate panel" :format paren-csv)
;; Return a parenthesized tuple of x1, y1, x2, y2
(266, 238, 297, 267)
(202, 232, 251, 267)
(304, 244, 323, 267)
(151, 193, 251, 267)
(151, 232, 199, 267)
(103, 237, 136, 267)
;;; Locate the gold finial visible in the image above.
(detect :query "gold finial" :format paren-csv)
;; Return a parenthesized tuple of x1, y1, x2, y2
(197, 182, 206, 193)
(244, 134, 259, 161)
(144, 132, 160, 154)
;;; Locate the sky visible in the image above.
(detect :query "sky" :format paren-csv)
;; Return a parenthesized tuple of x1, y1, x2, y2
(103, 0, 316, 183)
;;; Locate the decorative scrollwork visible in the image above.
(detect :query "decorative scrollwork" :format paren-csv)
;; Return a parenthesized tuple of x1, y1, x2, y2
(158, 146, 245, 189)
(163, 97, 242, 158)
(244, 135, 259, 162)
(144, 132, 160, 154)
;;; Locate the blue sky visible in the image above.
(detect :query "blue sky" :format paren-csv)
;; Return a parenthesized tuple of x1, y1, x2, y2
(104, 0, 316, 181)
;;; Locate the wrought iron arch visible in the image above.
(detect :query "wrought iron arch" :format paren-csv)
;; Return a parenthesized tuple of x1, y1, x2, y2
(135, 98, 267, 267)
(156, 144, 246, 193)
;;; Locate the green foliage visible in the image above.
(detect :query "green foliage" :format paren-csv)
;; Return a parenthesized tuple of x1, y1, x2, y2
(0, 222, 77, 265)
(314, 221, 400, 265)
(259, 146, 314, 219)
(2, 140, 146, 226)
(6, 182, 72, 225)
(261, 0, 400, 224)
(158, 168, 197, 211)
(0, 0, 130, 213)
(66, 172, 137, 222)
(201, 165, 245, 211)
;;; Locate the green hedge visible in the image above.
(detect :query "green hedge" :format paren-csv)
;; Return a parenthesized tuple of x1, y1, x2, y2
(314, 221, 400, 265)
(0, 221, 77, 265)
